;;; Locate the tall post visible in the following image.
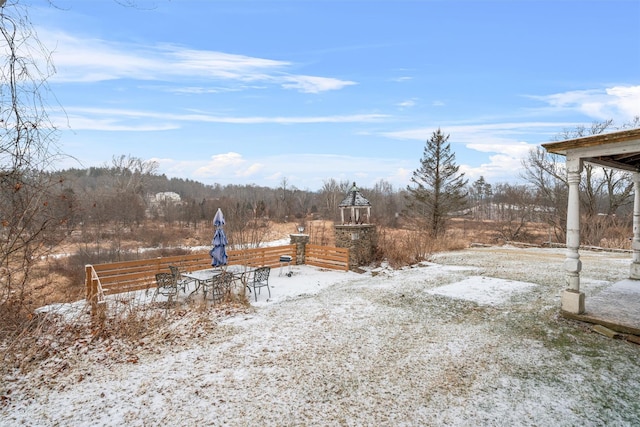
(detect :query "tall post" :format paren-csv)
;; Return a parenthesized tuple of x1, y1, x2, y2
(290, 233, 309, 265)
(562, 156, 585, 314)
(630, 173, 640, 279)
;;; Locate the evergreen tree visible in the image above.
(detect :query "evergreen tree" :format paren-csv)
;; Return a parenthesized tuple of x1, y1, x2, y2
(406, 128, 468, 237)
(471, 176, 493, 220)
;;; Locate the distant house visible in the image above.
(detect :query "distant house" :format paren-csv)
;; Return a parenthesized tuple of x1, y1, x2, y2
(154, 192, 181, 203)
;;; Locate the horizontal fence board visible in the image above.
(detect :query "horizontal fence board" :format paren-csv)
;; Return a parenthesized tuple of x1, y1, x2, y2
(86, 243, 346, 315)
(104, 283, 152, 295)
(306, 244, 349, 271)
(306, 260, 349, 271)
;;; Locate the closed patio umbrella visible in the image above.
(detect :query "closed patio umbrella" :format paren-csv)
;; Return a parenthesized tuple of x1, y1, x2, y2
(210, 208, 228, 267)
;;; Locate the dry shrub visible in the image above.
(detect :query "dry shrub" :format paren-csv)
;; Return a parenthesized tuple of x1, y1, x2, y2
(0, 289, 249, 377)
(0, 298, 32, 338)
(583, 216, 632, 249)
(376, 228, 439, 268)
(91, 302, 172, 341)
(376, 226, 472, 268)
(1, 306, 166, 376)
(0, 313, 76, 374)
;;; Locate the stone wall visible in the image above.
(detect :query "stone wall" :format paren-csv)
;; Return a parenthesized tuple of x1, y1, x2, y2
(334, 224, 377, 268)
(289, 233, 310, 265)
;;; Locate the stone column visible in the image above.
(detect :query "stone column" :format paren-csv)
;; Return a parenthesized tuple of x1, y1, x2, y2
(290, 234, 309, 265)
(562, 156, 585, 314)
(630, 173, 640, 279)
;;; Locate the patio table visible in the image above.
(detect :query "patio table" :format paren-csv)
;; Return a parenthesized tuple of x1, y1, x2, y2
(182, 265, 253, 300)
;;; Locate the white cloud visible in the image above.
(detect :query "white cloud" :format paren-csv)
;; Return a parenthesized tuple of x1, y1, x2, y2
(56, 106, 388, 130)
(381, 122, 565, 185)
(42, 29, 355, 93)
(460, 153, 526, 183)
(281, 75, 357, 93)
(156, 152, 414, 191)
(164, 86, 242, 95)
(381, 122, 569, 144)
(396, 99, 417, 109)
(53, 114, 180, 132)
(466, 141, 532, 158)
(193, 152, 256, 178)
(606, 85, 640, 120)
(239, 162, 265, 177)
(530, 85, 640, 122)
(391, 76, 413, 82)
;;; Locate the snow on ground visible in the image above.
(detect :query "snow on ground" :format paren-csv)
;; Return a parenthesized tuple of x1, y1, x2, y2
(426, 276, 537, 306)
(2, 246, 640, 426)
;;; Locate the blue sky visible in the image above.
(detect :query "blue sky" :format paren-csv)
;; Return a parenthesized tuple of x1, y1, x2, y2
(29, 0, 640, 191)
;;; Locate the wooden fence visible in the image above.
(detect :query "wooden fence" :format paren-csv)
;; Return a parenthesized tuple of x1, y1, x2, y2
(86, 245, 296, 308)
(305, 244, 349, 271)
(85, 243, 349, 315)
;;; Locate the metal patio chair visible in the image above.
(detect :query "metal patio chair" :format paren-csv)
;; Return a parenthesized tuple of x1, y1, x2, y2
(169, 265, 194, 293)
(247, 266, 271, 302)
(202, 271, 235, 303)
(153, 272, 179, 303)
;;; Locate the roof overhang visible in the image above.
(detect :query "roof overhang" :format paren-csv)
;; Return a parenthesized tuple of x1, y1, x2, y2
(541, 128, 640, 172)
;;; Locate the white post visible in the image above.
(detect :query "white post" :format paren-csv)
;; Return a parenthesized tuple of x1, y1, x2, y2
(562, 156, 585, 314)
(630, 173, 640, 279)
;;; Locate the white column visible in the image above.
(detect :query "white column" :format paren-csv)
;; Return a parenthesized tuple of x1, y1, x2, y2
(562, 156, 585, 314)
(630, 173, 640, 279)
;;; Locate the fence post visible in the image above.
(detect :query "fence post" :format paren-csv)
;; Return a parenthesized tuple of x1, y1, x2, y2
(290, 234, 309, 265)
(85, 265, 96, 315)
(86, 264, 106, 326)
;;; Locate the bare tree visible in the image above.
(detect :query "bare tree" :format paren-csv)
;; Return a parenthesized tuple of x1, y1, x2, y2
(320, 178, 350, 221)
(0, 3, 68, 320)
(367, 179, 402, 227)
(492, 183, 538, 241)
(520, 146, 568, 241)
(523, 120, 635, 245)
(110, 154, 158, 194)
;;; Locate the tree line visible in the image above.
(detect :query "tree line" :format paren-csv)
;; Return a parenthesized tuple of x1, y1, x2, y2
(50, 116, 639, 250)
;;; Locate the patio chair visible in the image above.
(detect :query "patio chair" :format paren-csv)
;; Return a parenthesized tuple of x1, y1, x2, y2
(202, 271, 235, 303)
(169, 265, 194, 293)
(247, 266, 271, 302)
(153, 272, 179, 303)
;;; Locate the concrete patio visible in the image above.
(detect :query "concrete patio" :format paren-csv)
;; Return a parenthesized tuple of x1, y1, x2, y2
(563, 278, 640, 337)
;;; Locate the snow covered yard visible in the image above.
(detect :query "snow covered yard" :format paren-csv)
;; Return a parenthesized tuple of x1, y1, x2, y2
(2, 246, 639, 426)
